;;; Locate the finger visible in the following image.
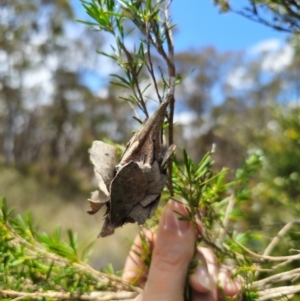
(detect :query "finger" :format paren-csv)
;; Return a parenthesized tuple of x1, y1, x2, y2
(218, 266, 242, 298)
(189, 247, 218, 301)
(122, 229, 156, 286)
(190, 247, 242, 301)
(141, 200, 196, 301)
(189, 248, 217, 292)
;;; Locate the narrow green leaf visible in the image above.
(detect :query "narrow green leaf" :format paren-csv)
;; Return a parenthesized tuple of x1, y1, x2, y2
(110, 81, 129, 89)
(68, 229, 78, 253)
(76, 19, 99, 26)
(10, 258, 25, 267)
(0, 197, 15, 222)
(110, 73, 131, 86)
(183, 149, 191, 178)
(46, 260, 55, 280)
(104, 263, 115, 275)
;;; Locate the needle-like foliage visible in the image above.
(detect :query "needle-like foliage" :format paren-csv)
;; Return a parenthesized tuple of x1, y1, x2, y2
(2, 1, 300, 300)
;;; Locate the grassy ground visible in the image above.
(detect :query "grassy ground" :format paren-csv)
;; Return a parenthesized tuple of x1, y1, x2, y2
(0, 166, 139, 271)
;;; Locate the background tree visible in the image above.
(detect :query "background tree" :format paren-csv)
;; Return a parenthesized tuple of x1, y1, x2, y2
(1, 0, 300, 299)
(0, 0, 134, 195)
(213, 0, 300, 33)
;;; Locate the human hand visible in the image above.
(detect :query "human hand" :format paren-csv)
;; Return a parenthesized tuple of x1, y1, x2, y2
(122, 200, 241, 301)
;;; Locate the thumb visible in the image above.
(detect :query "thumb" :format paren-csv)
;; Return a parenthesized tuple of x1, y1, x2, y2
(141, 200, 195, 301)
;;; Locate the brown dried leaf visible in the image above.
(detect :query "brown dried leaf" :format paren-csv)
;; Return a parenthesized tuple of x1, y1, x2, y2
(140, 194, 160, 207)
(147, 161, 167, 194)
(110, 161, 148, 225)
(94, 167, 110, 198)
(120, 101, 169, 166)
(89, 141, 116, 190)
(127, 197, 159, 225)
(87, 190, 107, 214)
(88, 101, 176, 237)
(161, 144, 176, 168)
(99, 215, 116, 237)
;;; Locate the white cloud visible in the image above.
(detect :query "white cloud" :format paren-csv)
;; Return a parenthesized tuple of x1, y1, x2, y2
(227, 38, 294, 89)
(226, 67, 254, 90)
(174, 111, 197, 125)
(261, 44, 294, 72)
(249, 38, 294, 73)
(249, 38, 282, 55)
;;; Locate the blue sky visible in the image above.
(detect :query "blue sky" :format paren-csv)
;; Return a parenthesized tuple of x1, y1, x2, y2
(171, 0, 289, 51)
(73, 0, 293, 107)
(73, 0, 289, 52)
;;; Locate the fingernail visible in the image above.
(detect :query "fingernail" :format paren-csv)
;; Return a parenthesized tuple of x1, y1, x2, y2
(218, 270, 227, 286)
(190, 261, 213, 292)
(163, 201, 190, 235)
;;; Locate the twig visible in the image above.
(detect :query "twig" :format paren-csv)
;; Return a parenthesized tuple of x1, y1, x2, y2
(164, 4, 175, 77)
(218, 193, 235, 244)
(281, 0, 300, 20)
(271, 257, 297, 270)
(231, 7, 300, 34)
(115, 36, 148, 117)
(253, 268, 300, 290)
(264, 221, 300, 256)
(162, 3, 176, 196)
(257, 284, 300, 301)
(255, 220, 300, 278)
(227, 239, 300, 263)
(0, 289, 139, 301)
(4, 222, 142, 294)
(144, 24, 162, 104)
